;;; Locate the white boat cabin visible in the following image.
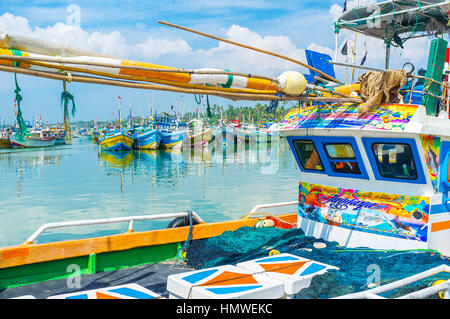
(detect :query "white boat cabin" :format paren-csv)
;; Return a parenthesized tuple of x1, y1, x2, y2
(280, 103, 450, 256)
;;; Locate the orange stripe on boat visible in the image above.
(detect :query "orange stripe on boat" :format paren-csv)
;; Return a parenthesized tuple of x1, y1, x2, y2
(96, 292, 121, 299)
(1, 247, 29, 259)
(260, 261, 307, 275)
(0, 213, 297, 269)
(431, 220, 450, 232)
(199, 271, 258, 287)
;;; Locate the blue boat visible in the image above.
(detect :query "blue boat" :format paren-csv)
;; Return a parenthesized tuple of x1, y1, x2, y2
(159, 130, 187, 149)
(133, 129, 162, 150)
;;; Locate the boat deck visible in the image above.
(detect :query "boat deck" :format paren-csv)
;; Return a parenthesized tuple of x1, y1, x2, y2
(0, 260, 191, 299)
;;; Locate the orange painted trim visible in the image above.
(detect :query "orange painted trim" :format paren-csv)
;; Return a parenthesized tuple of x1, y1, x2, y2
(431, 220, 450, 232)
(0, 213, 297, 269)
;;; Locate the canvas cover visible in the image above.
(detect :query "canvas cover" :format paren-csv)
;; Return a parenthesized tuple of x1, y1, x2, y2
(358, 69, 408, 116)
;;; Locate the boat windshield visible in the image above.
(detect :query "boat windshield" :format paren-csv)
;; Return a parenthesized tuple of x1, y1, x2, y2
(293, 140, 324, 171)
(371, 143, 418, 180)
(324, 143, 361, 174)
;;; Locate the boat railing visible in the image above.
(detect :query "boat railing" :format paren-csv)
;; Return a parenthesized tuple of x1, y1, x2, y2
(400, 74, 450, 106)
(334, 264, 450, 299)
(248, 201, 298, 215)
(24, 211, 205, 245)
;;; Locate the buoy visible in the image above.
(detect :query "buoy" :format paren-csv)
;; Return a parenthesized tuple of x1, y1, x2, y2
(313, 242, 327, 249)
(269, 249, 280, 256)
(255, 219, 275, 228)
(277, 71, 307, 95)
(432, 280, 449, 299)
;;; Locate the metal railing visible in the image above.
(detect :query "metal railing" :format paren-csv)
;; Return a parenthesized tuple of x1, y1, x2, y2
(24, 211, 205, 244)
(334, 264, 450, 299)
(248, 201, 298, 215)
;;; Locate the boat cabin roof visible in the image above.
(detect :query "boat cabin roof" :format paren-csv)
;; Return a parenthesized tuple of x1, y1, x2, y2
(276, 103, 450, 138)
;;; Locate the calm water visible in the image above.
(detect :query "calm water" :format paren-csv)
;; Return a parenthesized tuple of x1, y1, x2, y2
(0, 137, 299, 246)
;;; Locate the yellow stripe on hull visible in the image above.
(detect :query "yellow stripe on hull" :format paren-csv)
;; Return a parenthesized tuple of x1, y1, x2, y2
(99, 134, 134, 151)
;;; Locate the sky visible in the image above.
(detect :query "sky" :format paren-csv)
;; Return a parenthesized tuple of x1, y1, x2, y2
(0, 0, 441, 122)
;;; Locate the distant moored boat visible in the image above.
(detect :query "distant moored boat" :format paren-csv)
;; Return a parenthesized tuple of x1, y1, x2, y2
(99, 130, 134, 151)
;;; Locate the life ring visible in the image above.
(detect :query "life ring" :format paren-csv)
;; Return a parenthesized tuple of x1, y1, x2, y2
(167, 216, 199, 228)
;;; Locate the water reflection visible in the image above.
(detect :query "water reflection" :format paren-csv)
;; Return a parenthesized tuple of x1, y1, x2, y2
(0, 138, 298, 246)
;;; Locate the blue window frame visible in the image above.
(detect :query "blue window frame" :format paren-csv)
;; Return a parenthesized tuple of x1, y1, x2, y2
(362, 137, 427, 184)
(286, 136, 369, 179)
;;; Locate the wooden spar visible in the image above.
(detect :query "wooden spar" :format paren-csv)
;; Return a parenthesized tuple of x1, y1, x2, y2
(158, 20, 343, 85)
(0, 64, 359, 103)
(0, 53, 276, 81)
(28, 60, 353, 98)
(24, 60, 279, 95)
(1, 54, 353, 98)
(0, 64, 281, 101)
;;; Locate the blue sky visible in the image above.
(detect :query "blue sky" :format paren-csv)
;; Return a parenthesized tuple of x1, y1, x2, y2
(0, 0, 437, 122)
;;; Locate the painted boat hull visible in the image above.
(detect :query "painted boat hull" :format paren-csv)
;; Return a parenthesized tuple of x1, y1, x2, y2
(0, 138, 12, 149)
(160, 131, 186, 149)
(10, 136, 56, 148)
(99, 132, 134, 151)
(133, 130, 162, 150)
(183, 129, 212, 148)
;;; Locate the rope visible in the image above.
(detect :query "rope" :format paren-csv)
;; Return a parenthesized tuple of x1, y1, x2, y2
(178, 210, 194, 261)
(10, 49, 28, 139)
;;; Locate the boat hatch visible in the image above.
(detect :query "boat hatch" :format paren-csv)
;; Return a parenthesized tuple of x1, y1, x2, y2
(287, 135, 427, 184)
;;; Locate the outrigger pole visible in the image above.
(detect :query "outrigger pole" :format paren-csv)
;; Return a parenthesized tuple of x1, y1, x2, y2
(0, 31, 361, 104)
(157, 20, 343, 85)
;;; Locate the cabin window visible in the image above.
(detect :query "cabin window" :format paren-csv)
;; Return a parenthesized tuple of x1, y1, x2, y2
(371, 143, 418, 180)
(293, 140, 324, 171)
(324, 143, 361, 174)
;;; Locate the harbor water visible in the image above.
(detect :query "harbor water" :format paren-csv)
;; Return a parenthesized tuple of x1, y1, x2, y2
(0, 137, 298, 247)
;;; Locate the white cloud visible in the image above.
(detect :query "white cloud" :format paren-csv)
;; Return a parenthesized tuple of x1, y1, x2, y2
(0, 13, 311, 76)
(88, 30, 128, 57)
(133, 37, 192, 60)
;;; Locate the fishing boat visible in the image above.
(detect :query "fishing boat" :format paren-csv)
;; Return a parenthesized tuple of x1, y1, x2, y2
(133, 128, 162, 150)
(10, 129, 56, 148)
(271, 1, 450, 257)
(0, 3, 449, 301)
(159, 130, 187, 149)
(0, 132, 12, 149)
(183, 128, 212, 148)
(51, 127, 67, 145)
(99, 130, 134, 151)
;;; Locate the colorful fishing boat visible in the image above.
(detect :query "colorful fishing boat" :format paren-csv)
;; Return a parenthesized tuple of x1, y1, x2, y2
(183, 129, 212, 148)
(159, 130, 187, 149)
(10, 130, 56, 148)
(99, 130, 134, 151)
(133, 128, 162, 150)
(0, 1, 449, 301)
(0, 133, 12, 148)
